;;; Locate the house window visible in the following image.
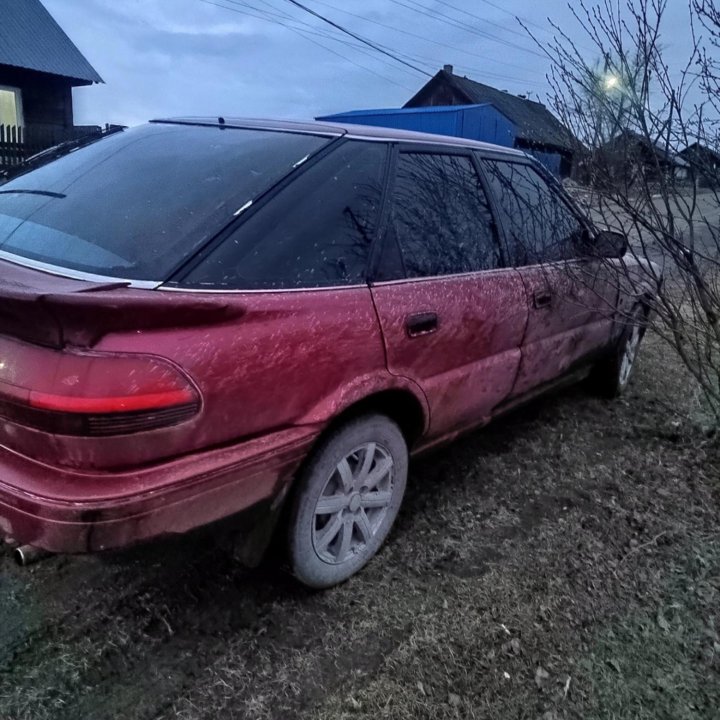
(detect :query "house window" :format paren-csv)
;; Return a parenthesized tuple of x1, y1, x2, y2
(0, 86, 23, 128)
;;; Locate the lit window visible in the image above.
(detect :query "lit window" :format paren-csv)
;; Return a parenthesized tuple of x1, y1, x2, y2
(0, 87, 23, 127)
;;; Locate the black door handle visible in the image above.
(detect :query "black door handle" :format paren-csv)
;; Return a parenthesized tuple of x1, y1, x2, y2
(406, 312, 438, 337)
(533, 291, 553, 309)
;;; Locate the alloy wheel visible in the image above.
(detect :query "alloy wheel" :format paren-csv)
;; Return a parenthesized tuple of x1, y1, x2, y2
(312, 442, 394, 565)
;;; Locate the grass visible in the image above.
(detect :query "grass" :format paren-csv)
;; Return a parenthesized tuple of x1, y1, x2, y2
(0, 332, 718, 720)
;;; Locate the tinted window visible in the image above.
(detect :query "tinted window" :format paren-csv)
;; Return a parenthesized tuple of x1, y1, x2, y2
(180, 141, 386, 289)
(0, 124, 329, 280)
(480, 160, 586, 266)
(386, 152, 499, 278)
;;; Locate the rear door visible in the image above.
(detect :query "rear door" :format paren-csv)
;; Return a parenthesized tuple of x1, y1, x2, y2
(369, 147, 528, 440)
(477, 157, 617, 397)
(167, 139, 393, 448)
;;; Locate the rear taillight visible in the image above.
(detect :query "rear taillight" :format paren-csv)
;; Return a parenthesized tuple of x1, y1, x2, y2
(0, 337, 199, 436)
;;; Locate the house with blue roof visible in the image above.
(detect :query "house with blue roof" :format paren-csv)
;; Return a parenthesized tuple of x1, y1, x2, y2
(318, 65, 578, 177)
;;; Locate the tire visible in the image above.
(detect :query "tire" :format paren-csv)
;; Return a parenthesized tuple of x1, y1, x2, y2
(288, 414, 408, 589)
(591, 304, 647, 398)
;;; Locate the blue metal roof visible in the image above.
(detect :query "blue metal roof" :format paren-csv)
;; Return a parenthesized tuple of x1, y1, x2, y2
(0, 0, 102, 85)
(321, 104, 490, 118)
(317, 104, 518, 150)
(406, 70, 576, 151)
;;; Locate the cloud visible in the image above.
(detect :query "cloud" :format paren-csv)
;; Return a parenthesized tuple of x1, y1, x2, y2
(40, 0, 700, 128)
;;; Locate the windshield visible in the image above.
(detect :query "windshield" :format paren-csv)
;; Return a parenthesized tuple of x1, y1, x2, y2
(0, 124, 331, 281)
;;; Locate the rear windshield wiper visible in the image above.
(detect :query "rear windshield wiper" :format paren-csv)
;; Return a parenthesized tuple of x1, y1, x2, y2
(0, 189, 66, 199)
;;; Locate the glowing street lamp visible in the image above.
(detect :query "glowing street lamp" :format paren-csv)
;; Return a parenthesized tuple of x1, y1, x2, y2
(603, 74, 620, 91)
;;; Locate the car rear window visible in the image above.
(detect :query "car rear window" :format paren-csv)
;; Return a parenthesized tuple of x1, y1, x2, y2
(0, 124, 331, 281)
(178, 140, 387, 290)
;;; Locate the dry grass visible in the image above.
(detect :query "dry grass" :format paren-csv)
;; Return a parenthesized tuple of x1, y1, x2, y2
(0, 333, 718, 720)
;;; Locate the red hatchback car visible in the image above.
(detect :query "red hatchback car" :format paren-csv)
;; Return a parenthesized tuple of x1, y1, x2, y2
(0, 119, 653, 587)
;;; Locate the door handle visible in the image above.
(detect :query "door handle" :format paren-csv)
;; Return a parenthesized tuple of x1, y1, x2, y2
(533, 291, 553, 309)
(406, 312, 438, 337)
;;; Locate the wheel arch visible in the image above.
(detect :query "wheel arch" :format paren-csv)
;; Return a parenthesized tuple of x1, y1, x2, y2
(322, 388, 427, 449)
(289, 386, 427, 494)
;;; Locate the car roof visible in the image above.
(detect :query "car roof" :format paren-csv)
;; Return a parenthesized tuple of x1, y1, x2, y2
(151, 116, 528, 158)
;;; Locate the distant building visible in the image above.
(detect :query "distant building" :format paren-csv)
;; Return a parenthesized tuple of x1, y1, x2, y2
(405, 66, 577, 176)
(596, 130, 680, 187)
(0, 0, 103, 167)
(678, 142, 720, 188)
(318, 66, 577, 177)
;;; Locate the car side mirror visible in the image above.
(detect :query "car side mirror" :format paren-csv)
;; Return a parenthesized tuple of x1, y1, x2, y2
(591, 230, 628, 258)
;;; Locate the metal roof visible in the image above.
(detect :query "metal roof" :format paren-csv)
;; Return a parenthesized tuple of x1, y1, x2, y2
(406, 69, 575, 152)
(0, 0, 102, 85)
(154, 117, 528, 155)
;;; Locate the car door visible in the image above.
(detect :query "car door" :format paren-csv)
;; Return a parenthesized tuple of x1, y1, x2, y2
(369, 146, 528, 440)
(477, 157, 617, 397)
(168, 139, 394, 446)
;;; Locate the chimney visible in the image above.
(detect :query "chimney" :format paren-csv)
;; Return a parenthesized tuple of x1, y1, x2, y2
(443, 64, 453, 74)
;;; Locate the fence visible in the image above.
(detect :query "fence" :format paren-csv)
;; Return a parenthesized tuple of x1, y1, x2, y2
(0, 124, 103, 169)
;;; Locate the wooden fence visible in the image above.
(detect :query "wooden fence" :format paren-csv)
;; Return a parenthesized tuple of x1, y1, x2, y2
(0, 124, 103, 169)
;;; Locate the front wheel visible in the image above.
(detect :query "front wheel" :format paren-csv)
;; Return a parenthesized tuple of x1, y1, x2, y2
(288, 415, 408, 589)
(591, 305, 647, 398)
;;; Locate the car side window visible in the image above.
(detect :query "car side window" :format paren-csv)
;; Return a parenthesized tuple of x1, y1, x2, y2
(383, 151, 501, 279)
(179, 140, 387, 289)
(479, 159, 587, 266)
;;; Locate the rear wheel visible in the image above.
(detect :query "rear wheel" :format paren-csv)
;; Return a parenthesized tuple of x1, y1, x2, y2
(288, 415, 407, 588)
(591, 305, 647, 397)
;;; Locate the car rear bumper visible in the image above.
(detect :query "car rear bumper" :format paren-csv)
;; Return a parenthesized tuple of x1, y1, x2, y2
(0, 425, 319, 553)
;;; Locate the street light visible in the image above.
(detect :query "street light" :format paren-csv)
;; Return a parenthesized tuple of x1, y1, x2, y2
(603, 74, 620, 91)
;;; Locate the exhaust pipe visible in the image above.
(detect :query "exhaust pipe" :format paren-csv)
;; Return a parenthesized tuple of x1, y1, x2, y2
(14, 545, 52, 566)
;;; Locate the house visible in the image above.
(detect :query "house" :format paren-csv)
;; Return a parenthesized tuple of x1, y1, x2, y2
(0, 0, 103, 166)
(405, 66, 577, 176)
(318, 66, 577, 177)
(678, 142, 720, 188)
(596, 130, 680, 187)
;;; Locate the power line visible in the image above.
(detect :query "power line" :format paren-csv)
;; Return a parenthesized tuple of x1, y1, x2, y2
(387, 0, 547, 59)
(474, 0, 549, 33)
(245, 0, 531, 90)
(200, 0, 419, 90)
(303, 0, 543, 76)
(283, 0, 431, 76)
(291, 28, 419, 91)
(466, 0, 596, 53)
(203, 0, 549, 97)
(220, 0, 432, 78)
(283, 0, 546, 88)
(435, 0, 541, 40)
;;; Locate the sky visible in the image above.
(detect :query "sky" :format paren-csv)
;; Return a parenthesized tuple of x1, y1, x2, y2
(41, 0, 700, 129)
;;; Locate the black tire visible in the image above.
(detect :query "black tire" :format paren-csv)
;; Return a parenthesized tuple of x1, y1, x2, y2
(590, 304, 647, 398)
(287, 414, 408, 589)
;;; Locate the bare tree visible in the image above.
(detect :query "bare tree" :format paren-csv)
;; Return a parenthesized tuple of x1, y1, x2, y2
(524, 0, 720, 425)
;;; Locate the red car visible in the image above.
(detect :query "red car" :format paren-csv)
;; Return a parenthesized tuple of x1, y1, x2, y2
(0, 119, 653, 587)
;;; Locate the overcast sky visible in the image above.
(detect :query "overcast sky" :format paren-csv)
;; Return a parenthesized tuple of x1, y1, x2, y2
(42, 0, 698, 128)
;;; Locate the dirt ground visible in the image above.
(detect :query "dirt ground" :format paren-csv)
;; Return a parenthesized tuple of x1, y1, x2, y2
(0, 333, 718, 720)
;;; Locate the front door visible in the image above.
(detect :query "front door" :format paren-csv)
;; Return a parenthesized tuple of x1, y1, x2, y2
(478, 158, 617, 397)
(370, 148, 528, 439)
